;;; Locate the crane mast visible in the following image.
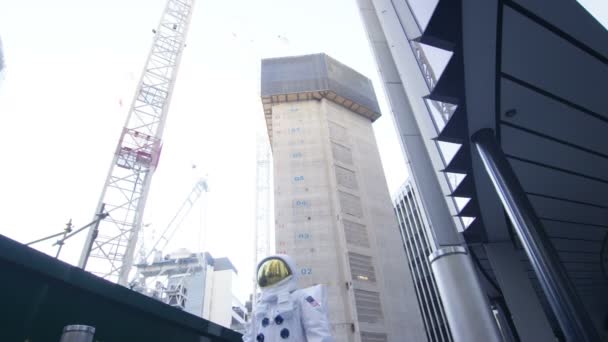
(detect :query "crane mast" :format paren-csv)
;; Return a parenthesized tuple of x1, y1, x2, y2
(79, 0, 196, 285)
(253, 132, 273, 298)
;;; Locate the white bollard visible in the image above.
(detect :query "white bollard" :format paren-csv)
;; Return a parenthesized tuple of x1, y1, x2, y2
(59, 325, 95, 342)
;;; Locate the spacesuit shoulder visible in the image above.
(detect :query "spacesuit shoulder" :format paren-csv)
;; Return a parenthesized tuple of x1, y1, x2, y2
(294, 284, 327, 308)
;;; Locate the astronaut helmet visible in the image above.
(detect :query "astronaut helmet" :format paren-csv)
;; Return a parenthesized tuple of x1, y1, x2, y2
(257, 255, 294, 288)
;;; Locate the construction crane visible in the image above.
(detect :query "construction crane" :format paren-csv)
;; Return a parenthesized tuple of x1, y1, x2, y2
(78, 0, 196, 285)
(139, 178, 209, 266)
(129, 178, 209, 301)
(252, 132, 273, 299)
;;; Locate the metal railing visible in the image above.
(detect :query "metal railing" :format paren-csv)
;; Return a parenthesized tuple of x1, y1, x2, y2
(411, 41, 456, 125)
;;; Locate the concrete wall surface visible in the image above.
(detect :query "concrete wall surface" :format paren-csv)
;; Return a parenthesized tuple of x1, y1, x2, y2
(271, 99, 426, 341)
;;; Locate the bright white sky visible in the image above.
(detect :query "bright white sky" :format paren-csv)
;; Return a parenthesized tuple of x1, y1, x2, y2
(0, 0, 605, 302)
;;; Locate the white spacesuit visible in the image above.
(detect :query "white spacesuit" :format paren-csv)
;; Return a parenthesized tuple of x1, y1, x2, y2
(243, 254, 334, 342)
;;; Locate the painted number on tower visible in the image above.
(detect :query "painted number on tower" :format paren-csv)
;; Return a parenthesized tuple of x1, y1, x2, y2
(296, 232, 311, 240)
(294, 200, 309, 207)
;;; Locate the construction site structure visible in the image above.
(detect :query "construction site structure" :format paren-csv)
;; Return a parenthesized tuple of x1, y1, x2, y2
(137, 178, 209, 266)
(133, 249, 247, 332)
(78, 0, 196, 285)
(129, 177, 208, 288)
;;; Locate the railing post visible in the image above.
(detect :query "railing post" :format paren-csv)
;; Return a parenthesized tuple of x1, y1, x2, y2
(59, 325, 95, 342)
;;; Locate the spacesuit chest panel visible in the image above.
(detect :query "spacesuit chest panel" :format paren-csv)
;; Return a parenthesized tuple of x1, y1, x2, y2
(255, 303, 269, 319)
(276, 293, 296, 319)
(253, 297, 303, 341)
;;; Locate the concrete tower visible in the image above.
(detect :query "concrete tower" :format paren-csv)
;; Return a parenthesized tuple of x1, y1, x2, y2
(261, 54, 426, 342)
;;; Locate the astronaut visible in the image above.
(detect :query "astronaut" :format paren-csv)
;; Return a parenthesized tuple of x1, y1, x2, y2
(243, 254, 334, 342)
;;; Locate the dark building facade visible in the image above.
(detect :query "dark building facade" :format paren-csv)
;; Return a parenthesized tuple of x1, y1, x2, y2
(358, 0, 608, 340)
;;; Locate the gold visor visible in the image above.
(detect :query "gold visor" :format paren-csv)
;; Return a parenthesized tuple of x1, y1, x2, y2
(257, 258, 292, 288)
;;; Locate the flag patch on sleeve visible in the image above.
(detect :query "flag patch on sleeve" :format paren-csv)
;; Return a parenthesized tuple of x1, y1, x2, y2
(306, 296, 320, 307)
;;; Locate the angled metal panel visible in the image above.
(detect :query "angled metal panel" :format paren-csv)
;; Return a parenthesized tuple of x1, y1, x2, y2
(436, 106, 467, 144)
(551, 239, 603, 254)
(508, 0, 608, 59)
(501, 6, 608, 118)
(442, 147, 470, 174)
(530, 195, 608, 228)
(462, 218, 486, 243)
(457, 198, 479, 218)
(509, 158, 608, 207)
(501, 125, 608, 182)
(557, 252, 601, 264)
(543, 221, 608, 241)
(500, 78, 608, 155)
(427, 53, 463, 105)
(416, 0, 460, 51)
(449, 174, 474, 198)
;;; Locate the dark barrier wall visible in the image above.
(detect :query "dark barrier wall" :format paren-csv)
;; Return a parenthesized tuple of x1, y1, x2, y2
(0, 234, 242, 342)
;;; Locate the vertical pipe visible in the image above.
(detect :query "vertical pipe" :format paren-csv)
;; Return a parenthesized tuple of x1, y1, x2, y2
(471, 128, 600, 342)
(429, 247, 502, 342)
(79, 204, 106, 270)
(55, 219, 73, 258)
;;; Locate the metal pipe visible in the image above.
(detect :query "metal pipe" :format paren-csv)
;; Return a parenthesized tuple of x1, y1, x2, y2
(471, 128, 600, 342)
(55, 219, 73, 258)
(429, 246, 502, 342)
(54, 212, 108, 248)
(27, 214, 107, 250)
(79, 203, 106, 270)
(26, 231, 68, 246)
